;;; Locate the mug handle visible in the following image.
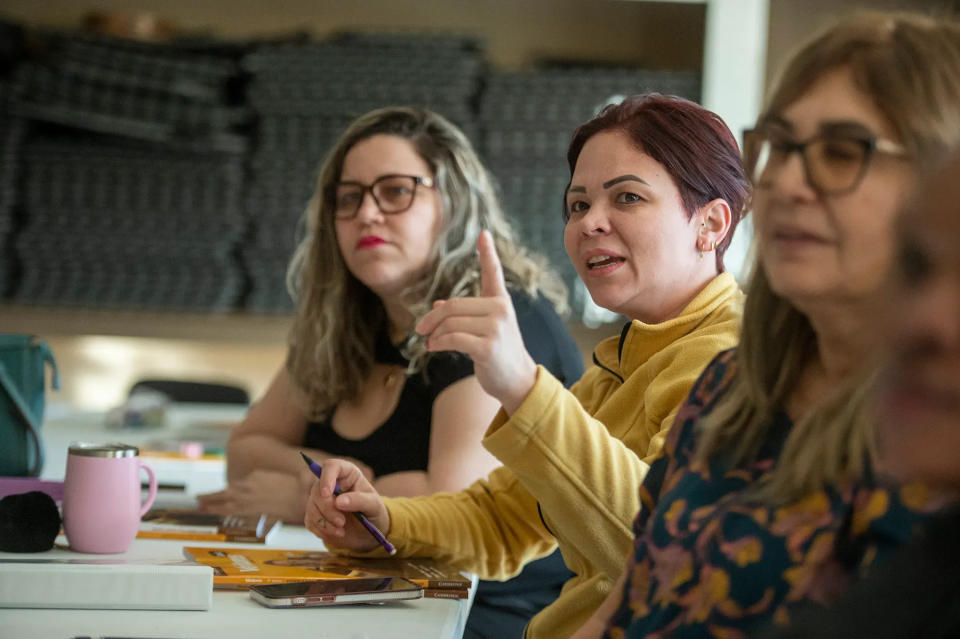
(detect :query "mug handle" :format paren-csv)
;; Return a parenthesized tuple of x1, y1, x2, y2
(139, 460, 158, 516)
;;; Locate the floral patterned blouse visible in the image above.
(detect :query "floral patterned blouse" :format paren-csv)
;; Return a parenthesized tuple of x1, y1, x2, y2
(605, 349, 942, 638)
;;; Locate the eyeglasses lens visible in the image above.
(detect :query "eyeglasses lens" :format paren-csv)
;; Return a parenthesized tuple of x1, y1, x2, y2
(748, 132, 868, 195)
(334, 176, 418, 218)
(372, 176, 416, 212)
(806, 138, 866, 194)
(334, 186, 364, 218)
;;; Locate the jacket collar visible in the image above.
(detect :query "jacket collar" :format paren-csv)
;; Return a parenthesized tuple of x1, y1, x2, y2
(592, 272, 742, 381)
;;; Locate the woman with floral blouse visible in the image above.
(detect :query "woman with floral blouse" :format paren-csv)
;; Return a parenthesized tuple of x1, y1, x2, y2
(577, 11, 960, 639)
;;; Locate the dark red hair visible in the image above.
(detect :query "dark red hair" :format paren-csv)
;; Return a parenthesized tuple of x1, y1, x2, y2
(565, 94, 750, 271)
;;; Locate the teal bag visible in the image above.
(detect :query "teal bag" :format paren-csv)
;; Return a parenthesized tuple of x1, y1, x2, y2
(0, 335, 59, 477)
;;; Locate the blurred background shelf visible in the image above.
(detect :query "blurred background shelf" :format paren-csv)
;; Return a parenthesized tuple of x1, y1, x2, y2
(0, 304, 616, 412)
(0, 305, 290, 342)
(0, 306, 290, 412)
(0, 1, 729, 321)
(0, 0, 950, 410)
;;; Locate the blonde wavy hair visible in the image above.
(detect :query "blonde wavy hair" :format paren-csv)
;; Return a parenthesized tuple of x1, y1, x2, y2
(285, 106, 567, 419)
(695, 11, 960, 503)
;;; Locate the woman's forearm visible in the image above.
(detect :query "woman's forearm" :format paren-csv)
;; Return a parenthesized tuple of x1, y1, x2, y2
(373, 463, 499, 498)
(227, 433, 375, 484)
(226, 433, 317, 482)
(373, 470, 431, 498)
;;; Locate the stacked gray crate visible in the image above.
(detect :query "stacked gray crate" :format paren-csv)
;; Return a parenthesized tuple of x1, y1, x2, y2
(479, 67, 700, 318)
(0, 20, 26, 297)
(7, 33, 249, 311)
(17, 133, 245, 309)
(0, 111, 25, 297)
(241, 33, 482, 314)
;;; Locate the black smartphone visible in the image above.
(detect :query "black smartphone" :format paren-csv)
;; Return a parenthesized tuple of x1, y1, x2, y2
(249, 578, 424, 608)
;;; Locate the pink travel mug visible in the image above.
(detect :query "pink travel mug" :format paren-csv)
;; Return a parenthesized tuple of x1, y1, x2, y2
(62, 442, 157, 554)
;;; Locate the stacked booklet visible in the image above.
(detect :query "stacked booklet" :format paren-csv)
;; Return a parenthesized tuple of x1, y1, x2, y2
(138, 509, 282, 543)
(184, 547, 472, 599)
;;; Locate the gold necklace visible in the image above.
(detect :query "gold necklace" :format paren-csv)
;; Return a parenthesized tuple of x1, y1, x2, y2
(384, 369, 403, 388)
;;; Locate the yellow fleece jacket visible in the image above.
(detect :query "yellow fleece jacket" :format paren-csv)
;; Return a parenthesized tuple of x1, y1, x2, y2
(380, 273, 743, 639)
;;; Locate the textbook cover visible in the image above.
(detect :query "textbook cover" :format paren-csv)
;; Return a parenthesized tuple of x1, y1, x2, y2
(138, 509, 282, 543)
(182, 547, 471, 593)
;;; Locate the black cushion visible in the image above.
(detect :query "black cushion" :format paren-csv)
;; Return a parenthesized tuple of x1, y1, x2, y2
(0, 490, 60, 552)
(129, 379, 249, 405)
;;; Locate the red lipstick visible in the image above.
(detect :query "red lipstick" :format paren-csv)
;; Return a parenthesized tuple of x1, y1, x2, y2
(357, 236, 386, 249)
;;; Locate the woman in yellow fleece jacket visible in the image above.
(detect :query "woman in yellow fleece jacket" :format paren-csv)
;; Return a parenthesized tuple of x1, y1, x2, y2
(304, 94, 749, 639)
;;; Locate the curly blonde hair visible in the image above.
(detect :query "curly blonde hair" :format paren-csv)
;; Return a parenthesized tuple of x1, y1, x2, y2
(285, 106, 567, 419)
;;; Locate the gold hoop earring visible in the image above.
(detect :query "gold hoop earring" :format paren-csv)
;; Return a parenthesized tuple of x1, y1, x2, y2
(711, 240, 718, 252)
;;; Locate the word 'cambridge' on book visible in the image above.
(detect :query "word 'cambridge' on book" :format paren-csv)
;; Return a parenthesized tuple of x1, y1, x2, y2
(183, 547, 471, 599)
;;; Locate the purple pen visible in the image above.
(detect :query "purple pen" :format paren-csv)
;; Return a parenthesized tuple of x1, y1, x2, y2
(300, 452, 396, 556)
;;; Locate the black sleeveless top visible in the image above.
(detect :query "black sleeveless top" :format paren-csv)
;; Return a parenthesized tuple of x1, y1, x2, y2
(302, 289, 584, 476)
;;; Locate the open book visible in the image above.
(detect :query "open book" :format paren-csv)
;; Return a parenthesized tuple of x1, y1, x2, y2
(138, 509, 281, 543)
(183, 546, 471, 598)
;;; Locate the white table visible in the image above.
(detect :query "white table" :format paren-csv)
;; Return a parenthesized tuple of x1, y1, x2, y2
(0, 527, 476, 639)
(3, 406, 476, 638)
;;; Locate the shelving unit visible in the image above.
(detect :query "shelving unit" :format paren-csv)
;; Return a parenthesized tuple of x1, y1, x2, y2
(0, 305, 290, 342)
(0, 1, 771, 409)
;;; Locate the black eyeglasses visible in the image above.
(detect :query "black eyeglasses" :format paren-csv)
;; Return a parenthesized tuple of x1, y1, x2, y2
(743, 127, 907, 195)
(331, 174, 435, 220)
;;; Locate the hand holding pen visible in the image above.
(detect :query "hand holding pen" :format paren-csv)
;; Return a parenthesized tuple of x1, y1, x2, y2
(301, 453, 396, 555)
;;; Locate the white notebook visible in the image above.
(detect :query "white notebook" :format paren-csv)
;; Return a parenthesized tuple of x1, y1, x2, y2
(0, 558, 213, 610)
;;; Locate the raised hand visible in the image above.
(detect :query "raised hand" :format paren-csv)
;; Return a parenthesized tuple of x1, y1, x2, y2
(304, 458, 391, 552)
(415, 230, 538, 415)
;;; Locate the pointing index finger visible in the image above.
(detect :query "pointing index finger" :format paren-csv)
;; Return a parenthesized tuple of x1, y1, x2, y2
(478, 230, 508, 299)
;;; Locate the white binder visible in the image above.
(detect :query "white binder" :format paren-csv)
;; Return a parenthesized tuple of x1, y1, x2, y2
(0, 559, 213, 610)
